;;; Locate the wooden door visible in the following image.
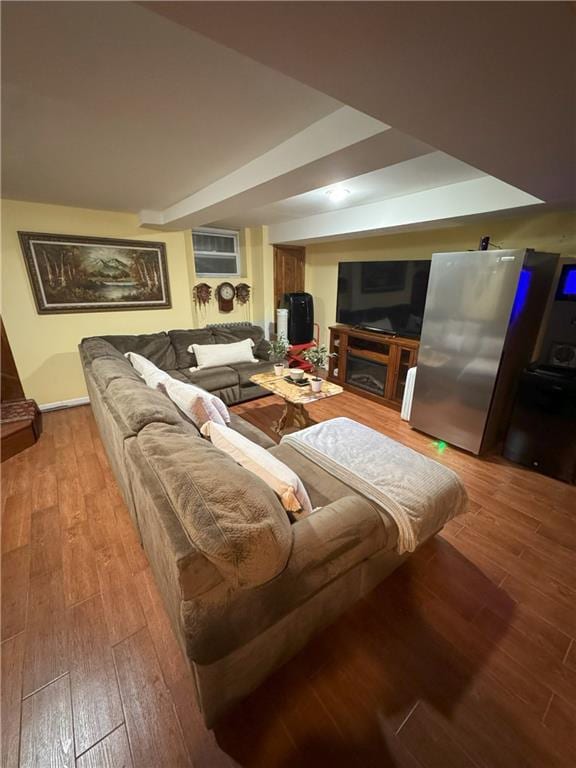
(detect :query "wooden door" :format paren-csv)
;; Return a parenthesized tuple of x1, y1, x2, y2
(273, 245, 305, 311)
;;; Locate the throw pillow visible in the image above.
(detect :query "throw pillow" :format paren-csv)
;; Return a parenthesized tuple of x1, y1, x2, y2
(212, 326, 270, 360)
(125, 352, 230, 428)
(201, 421, 313, 517)
(124, 351, 171, 390)
(189, 338, 258, 371)
(163, 378, 230, 428)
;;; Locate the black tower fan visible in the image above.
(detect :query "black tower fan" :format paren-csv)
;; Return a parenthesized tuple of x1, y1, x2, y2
(281, 292, 314, 344)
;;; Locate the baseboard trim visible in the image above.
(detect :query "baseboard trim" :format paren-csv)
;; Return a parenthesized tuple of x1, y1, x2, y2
(39, 396, 90, 412)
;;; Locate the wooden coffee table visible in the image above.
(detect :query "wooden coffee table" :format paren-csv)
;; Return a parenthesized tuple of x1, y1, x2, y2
(250, 371, 343, 435)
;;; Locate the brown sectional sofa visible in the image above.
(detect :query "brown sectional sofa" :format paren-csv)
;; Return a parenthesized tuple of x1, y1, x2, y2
(80, 325, 432, 725)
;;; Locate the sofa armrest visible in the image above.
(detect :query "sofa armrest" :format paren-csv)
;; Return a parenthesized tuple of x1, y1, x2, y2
(255, 339, 271, 361)
(125, 438, 224, 603)
(183, 494, 394, 664)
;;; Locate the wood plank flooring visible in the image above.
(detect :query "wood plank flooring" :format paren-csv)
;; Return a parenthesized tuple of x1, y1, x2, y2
(1, 394, 575, 767)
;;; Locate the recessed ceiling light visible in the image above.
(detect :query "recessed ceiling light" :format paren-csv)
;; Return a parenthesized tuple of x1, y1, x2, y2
(325, 187, 351, 203)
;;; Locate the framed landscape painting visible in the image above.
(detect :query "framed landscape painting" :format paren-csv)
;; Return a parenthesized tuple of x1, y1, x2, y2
(18, 232, 171, 314)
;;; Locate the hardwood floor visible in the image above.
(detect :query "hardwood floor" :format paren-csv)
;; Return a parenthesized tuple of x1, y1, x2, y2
(1, 393, 575, 767)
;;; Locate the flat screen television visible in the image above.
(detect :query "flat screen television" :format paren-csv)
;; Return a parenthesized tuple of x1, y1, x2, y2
(336, 260, 431, 339)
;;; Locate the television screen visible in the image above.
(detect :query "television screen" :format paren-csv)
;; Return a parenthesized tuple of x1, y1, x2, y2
(336, 260, 431, 338)
(555, 264, 576, 301)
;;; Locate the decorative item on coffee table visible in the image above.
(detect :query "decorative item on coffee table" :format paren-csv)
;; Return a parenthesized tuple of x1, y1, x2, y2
(250, 370, 343, 435)
(303, 344, 336, 393)
(269, 334, 290, 378)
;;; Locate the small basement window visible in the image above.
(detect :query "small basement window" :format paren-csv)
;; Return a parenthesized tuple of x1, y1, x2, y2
(192, 228, 241, 277)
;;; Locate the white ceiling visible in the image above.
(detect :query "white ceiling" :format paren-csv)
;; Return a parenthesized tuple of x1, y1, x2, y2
(267, 177, 541, 245)
(212, 152, 487, 228)
(3, 1, 571, 244)
(1, 1, 340, 211)
(149, 1, 576, 206)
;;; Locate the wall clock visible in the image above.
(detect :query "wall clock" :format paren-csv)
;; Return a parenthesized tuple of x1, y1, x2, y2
(216, 281, 235, 312)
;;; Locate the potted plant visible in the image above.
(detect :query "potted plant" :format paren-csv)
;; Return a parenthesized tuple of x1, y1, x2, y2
(303, 345, 335, 393)
(269, 334, 290, 377)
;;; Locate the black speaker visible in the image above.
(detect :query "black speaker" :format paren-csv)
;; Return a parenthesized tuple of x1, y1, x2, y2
(282, 292, 314, 344)
(503, 366, 576, 484)
(548, 342, 576, 369)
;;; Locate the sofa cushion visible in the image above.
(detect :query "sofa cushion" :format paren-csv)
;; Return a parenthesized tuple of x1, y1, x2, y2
(100, 332, 176, 369)
(91, 357, 142, 390)
(165, 368, 243, 405)
(271, 446, 400, 545)
(136, 422, 293, 588)
(124, 435, 223, 607)
(201, 421, 313, 516)
(106, 377, 182, 434)
(269, 443, 367, 511)
(80, 337, 127, 366)
(212, 326, 270, 360)
(168, 329, 214, 368)
(229, 360, 274, 387)
(180, 366, 239, 392)
(228, 412, 275, 449)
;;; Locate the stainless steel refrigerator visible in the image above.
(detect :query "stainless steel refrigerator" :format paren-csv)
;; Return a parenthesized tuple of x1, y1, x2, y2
(410, 249, 558, 455)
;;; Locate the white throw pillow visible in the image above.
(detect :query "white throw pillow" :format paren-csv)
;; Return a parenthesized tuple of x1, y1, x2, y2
(124, 352, 170, 390)
(163, 378, 229, 428)
(125, 351, 229, 428)
(189, 338, 258, 371)
(201, 421, 313, 517)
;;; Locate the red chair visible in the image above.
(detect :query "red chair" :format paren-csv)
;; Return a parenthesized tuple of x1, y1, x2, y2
(287, 324, 320, 371)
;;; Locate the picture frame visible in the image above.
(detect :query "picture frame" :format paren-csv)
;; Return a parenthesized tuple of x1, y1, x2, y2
(18, 231, 171, 314)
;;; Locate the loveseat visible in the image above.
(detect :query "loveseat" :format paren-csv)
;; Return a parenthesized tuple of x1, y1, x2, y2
(80, 325, 437, 725)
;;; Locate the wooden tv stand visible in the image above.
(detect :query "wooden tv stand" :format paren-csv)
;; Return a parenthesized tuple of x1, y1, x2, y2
(327, 324, 419, 411)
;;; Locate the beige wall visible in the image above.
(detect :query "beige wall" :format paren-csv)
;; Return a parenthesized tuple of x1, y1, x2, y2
(4, 199, 573, 406)
(305, 210, 576, 346)
(0, 199, 270, 405)
(247, 225, 276, 339)
(186, 228, 254, 328)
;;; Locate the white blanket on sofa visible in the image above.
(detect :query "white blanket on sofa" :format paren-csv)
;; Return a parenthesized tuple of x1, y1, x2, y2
(282, 417, 468, 553)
